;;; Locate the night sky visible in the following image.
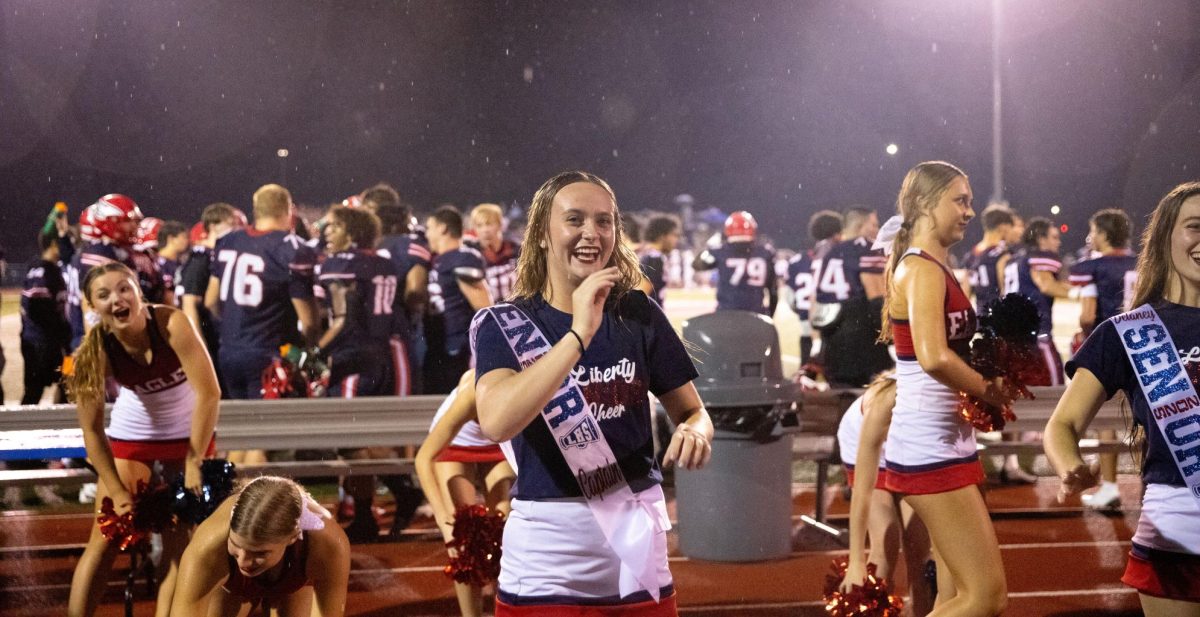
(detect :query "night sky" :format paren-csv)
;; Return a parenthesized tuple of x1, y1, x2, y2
(2, 0, 1199, 259)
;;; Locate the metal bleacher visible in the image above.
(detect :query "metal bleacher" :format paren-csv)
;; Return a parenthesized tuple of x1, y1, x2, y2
(0, 387, 1129, 488)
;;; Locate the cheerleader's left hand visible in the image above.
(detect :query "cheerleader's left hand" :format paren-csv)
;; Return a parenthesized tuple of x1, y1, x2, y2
(663, 424, 711, 470)
(183, 457, 203, 492)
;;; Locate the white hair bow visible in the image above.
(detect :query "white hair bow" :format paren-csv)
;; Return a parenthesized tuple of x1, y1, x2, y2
(872, 215, 903, 256)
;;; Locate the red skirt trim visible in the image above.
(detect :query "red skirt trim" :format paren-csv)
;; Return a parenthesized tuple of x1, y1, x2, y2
(1122, 548, 1200, 602)
(109, 435, 217, 462)
(496, 592, 677, 616)
(436, 444, 506, 464)
(844, 466, 889, 491)
(883, 459, 984, 495)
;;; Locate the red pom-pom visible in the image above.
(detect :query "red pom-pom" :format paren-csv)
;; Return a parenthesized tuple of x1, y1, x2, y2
(823, 557, 904, 617)
(96, 480, 176, 553)
(444, 504, 506, 586)
(956, 295, 1050, 431)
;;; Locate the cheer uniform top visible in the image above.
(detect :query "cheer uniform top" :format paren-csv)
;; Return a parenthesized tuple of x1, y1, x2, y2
(428, 386, 506, 463)
(883, 249, 980, 495)
(1068, 251, 1137, 325)
(104, 307, 200, 461)
(1068, 303, 1200, 599)
(837, 395, 887, 490)
(223, 538, 311, 602)
(962, 242, 1007, 311)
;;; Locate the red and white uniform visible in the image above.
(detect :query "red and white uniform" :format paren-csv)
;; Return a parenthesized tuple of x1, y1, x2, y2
(883, 249, 980, 495)
(429, 386, 506, 464)
(837, 395, 888, 490)
(103, 307, 202, 461)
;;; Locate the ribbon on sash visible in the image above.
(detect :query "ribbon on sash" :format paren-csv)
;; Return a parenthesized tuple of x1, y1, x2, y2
(1112, 305, 1200, 509)
(470, 304, 671, 601)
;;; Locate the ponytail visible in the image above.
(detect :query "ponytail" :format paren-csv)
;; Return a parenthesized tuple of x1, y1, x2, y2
(69, 323, 109, 409)
(878, 222, 912, 343)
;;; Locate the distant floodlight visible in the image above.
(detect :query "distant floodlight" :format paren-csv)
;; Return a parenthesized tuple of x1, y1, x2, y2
(1060, 224, 1069, 233)
(1050, 204, 1060, 215)
(277, 148, 289, 158)
(885, 143, 899, 156)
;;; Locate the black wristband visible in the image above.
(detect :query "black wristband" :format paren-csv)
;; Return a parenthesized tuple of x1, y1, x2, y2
(567, 329, 587, 354)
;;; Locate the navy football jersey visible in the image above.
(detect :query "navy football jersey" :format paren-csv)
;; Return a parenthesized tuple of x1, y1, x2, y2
(67, 243, 132, 348)
(962, 242, 1008, 311)
(1067, 303, 1200, 487)
(639, 248, 669, 306)
(814, 237, 886, 304)
(1003, 247, 1061, 335)
(786, 251, 815, 320)
(697, 242, 778, 314)
(317, 250, 401, 357)
(158, 254, 182, 305)
(473, 292, 698, 499)
(21, 257, 70, 348)
(425, 246, 487, 354)
(129, 249, 167, 304)
(210, 228, 317, 352)
(1069, 251, 1138, 325)
(377, 233, 432, 285)
(179, 245, 220, 355)
(477, 239, 521, 303)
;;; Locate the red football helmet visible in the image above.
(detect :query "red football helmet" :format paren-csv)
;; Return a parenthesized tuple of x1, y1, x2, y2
(724, 211, 758, 243)
(189, 221, 208, 244)
(136, 217, 163, 249)
(79, 206, 101, 243)
(90, 194, 143, 246)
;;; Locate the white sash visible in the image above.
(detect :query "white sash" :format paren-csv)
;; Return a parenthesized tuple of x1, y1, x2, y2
(470, 304, 670, 600)
(1112, 305, 1200, 509)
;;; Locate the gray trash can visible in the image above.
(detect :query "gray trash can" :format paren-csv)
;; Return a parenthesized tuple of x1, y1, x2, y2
(674, 310, 800, 562)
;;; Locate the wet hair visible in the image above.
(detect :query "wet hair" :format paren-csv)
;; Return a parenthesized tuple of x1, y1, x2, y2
(808, 210, 844, 243)
(229, 476, 307, 542)
(842, 207, 875, 237)
(879, 161, 967, 342)
(428, 205, 464, 239)
(1131, 181, 1200, 309)
(68, 262, 142, 409)
(645, 215, 680, 243)
(1090, 208, 1132, 250)
(253, 184, 291, 220)
(512, 171, 643, 302)
(1021, 217, 1055, 247)
(361, 183, 401, 211)
(329, 205, 382, 249)
(201, 203, 239, 233)
(980, 205, 1015, 231)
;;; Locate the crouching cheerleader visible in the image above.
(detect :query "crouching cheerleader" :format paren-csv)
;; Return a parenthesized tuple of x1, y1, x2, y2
(170, 476, 351, 616)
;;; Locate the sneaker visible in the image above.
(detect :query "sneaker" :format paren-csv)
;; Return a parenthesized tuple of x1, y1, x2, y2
(78, 483, 97, 504)
(1082, 481, 1121, 510)
(33, 485, 65, 507)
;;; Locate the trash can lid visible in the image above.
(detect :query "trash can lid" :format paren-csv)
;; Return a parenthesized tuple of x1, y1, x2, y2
(694, 379, 801, 408)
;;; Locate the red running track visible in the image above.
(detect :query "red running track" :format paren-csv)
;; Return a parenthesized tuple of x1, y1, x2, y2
(0, 477, 1145, 616)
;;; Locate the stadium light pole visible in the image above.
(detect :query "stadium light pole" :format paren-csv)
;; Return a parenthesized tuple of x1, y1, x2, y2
(990, 0, 1006, 207)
